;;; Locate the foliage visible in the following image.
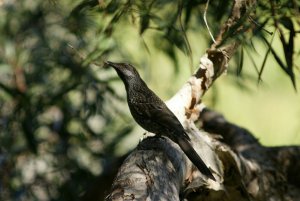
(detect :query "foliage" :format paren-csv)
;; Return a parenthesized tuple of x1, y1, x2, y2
(0, 0, 131, 200)
(0, 0, 299, 200)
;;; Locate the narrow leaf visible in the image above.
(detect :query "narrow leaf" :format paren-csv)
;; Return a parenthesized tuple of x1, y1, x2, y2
(265, 36, 297, 90)
(258, 33, 275, 84)
(237, 46, 244, 76)
(244, 46, 260, 76)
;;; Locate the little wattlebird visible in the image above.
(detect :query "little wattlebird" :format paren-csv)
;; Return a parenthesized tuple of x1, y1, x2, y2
(105, 61, 215, 181)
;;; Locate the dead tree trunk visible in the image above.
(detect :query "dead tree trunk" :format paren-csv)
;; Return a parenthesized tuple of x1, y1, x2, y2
(105, 0, 300, 200)
(106, 106, 300, 201)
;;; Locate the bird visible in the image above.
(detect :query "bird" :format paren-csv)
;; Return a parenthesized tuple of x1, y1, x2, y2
(105, 61, 215, 181)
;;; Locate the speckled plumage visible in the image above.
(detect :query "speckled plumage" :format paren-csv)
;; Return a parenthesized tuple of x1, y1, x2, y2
(105, 61, 215, 181)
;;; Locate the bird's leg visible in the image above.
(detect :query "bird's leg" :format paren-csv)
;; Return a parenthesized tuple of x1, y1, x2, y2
(139, 131, 158, 142)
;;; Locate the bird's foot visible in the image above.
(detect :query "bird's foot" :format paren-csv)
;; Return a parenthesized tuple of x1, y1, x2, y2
(139, 132, 148, 142)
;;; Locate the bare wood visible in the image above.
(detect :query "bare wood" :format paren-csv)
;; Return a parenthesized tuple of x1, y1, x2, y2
(200, 109, 300, 201)
(105, 0, 300, 200)
(106, 106, 300, 200)
(106, 0, 254, 200)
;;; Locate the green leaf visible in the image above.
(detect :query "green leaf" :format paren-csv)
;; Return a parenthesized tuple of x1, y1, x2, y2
(140, 14, 150, 35)
(258, 32, 275, 84)
(262, 34, 297, 90)
(237, 46, 244, 76)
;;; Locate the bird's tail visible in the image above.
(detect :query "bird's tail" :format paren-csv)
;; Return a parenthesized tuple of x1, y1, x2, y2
(177, 136, 216, 181)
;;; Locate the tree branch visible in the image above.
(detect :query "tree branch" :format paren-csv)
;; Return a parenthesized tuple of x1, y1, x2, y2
(104, 0, 300, 200)
(200, 108, 300, 200)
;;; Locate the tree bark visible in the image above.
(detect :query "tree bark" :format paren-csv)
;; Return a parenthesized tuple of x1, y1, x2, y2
(105, 107, 300, 201)
(105, 0, 300, 200)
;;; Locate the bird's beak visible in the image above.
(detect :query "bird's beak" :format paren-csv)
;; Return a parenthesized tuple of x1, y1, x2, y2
(104, 61, 122, 70)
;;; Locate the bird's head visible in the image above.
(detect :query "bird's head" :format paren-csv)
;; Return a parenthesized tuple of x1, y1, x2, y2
(104, 61, 140, 83)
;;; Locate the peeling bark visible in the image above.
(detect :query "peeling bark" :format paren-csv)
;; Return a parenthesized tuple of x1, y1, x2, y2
(200, 109, 300, 201)
(105, 107, 300, 201)
(104, 0, 300, 200)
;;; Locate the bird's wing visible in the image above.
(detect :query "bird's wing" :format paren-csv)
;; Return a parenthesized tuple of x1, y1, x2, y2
(129, 101, 162, 118)
(131, 101, 190, 141)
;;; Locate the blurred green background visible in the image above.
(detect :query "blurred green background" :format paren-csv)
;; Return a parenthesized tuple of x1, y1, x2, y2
(131, 31, 300, 146)
(0, 0, 299, 200)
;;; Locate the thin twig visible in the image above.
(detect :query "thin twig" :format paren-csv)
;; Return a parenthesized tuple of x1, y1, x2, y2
(67, 43, 86, 61)
(248, 16, 273, 35)
(67, 43, 103, 67)
(203, 0, 216, 44)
